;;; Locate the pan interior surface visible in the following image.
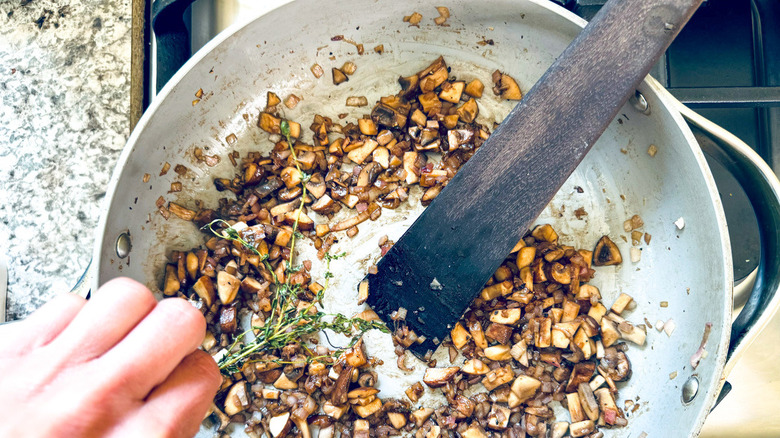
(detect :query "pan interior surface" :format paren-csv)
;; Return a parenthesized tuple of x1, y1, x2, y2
(95, 0, 731, 435)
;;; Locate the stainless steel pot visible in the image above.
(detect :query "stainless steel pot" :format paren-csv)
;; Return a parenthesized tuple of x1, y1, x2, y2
(92, 0, 780, 435)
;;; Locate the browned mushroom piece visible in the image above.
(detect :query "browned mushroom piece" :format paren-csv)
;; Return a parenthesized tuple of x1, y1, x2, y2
(566, 362, 596, 393)
(601, 346, 632, 381)
(592, 235, 623, 266)
(491, 70, 523, 100)
(330, 365, 354, 406)
(332, 67, 349, 85)
(398, 74, 419, 98)
(423, 367, 460, 388)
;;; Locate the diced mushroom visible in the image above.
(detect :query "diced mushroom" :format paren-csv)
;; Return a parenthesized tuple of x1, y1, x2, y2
(352, 419, 370, 438)
(322, 401, 348, 420)
(274, 373, 298, 390)
(201, 331, 216, 350)
(224, 381, 248, 416)
(551, 422, 570, 438)
(405, 382, 424, 403)
(491, 70, 522, 100)
(411, 408, 435, 427)
(569, 420, 596, 438)
(456, 98, 479, 123)
(347, 139, 379, 164)
(600, 317, 621, 347)
(552, 321, 580, 349)
(356, 161, 382, 187)
(344, 340, 368, 367)
(461, 358, 490, 375)
(402, 151, 421, 184)
(573, 327, 596, 359)
(353, 398, 382, 417)
(258, 112, 282, 134)
(346, 96, 368, 107)
(319, 426, 335, 438)
(467, 318, 488, 349)
(462, 426, 489, 438)
(577, 382, 600, 421)
(163, 264, 180, 296)
(423, 367, 459, 388)
(341, 61, 357, 75)
(602, 346, 632, 381)
(266, 91, 281, 108)
(332, 67, 348, 85)
(566, 362, 596, 393)
(535, 317, 552, 348)
(618, 321, 646, 345)
(484, 345, 512, 361)
(485, 322, 514, 345)
(510, 375, 541, 405)
(450, 322, 471, 349)
(268, 412, 292, 438)
(311, 63, 324, 78)
(347, 387, 379, 399)
(515, 246, 536, 269)
(483, 366, 514, 391)
(480, 280, 513, 300)
(532, 224, 558, 242)
(439, 81, 465, 103)
(595, 387, 620, 425)
(593, 235, 622, 266)
(566, 392, 585, 422)
(464, 79, 484, 98)
(216, 271, 240, 304)
(311, 194, 336, 214)
(398, 74, 420, 98)
(509, 338, 528, 364)
(387, 412, 407, 429)
(487, 404, 511, 430)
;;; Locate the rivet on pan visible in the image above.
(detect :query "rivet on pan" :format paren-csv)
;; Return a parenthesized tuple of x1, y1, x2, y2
(681, 375, 699, 404)
(116, 232, 132, 259)
(629, 90, 651, 115)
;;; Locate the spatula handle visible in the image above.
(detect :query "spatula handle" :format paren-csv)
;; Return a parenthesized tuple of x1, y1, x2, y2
(367, 0, 704, 358)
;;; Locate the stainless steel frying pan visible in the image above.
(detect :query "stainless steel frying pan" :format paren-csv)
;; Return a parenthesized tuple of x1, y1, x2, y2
(90, 0, 780, 435)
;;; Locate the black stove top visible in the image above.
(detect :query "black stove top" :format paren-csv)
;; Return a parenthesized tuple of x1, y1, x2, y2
(561, 0, 780, 280)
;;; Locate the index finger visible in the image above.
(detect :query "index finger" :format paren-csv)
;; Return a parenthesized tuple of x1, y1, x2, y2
(97, 297, 207, 399)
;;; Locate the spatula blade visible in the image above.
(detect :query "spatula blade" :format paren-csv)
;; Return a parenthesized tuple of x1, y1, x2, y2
(365, 0, 703, 358)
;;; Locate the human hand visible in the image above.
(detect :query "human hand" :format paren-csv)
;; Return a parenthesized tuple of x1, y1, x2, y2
(0, 277, 221, 438)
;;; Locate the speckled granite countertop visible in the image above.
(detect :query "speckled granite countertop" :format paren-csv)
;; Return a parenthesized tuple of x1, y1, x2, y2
(0, 0, 131, 321)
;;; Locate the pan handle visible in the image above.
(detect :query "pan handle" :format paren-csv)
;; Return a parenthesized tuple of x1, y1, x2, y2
(152, 0, 198, 92)
(674, 101, 780, 375)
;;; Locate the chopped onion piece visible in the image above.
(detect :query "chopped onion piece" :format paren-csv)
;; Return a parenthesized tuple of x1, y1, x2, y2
(630, 247, 641, 263)
(663, 319, 676, 337)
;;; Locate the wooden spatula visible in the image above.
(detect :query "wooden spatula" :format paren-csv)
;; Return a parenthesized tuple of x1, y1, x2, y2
(364, 0, 703, 358)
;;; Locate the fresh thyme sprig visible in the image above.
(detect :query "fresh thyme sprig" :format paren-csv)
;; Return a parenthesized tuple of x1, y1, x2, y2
(216, 248, 388, 374)
(205, 119, 387, 375)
